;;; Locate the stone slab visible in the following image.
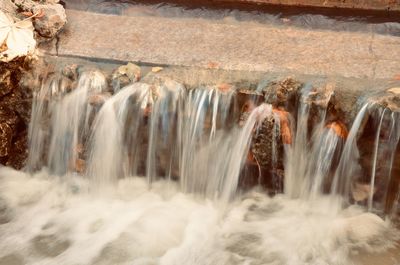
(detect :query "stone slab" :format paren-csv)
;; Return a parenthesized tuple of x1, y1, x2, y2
(43, 9, 400, 79)
(212, 0, 400, 11)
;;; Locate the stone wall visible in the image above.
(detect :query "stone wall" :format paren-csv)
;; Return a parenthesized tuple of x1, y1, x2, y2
(212, 0, 400, 11)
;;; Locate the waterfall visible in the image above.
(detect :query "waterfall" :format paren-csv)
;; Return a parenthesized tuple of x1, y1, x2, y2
(26, 72, 275, 201)
(26, 71, 400, 214)
(0, 70, 396, 265)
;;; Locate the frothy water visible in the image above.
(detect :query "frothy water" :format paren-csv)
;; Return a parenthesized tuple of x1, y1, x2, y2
(0, 168, 398, 265)
(1, 70, 400, 264)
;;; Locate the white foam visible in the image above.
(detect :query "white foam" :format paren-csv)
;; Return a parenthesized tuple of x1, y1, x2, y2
(0, 168, 398, 265)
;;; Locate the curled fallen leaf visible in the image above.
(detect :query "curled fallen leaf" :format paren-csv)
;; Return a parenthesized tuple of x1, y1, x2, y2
(0, 10, 36, 62)
(241, 99, 256, 113)
(151, 66, 163, 73)
(0, 42, 7, 52)
(387, 87, 400, 94)
(21, 11, 34, 17)
(393, 74, 400, 81)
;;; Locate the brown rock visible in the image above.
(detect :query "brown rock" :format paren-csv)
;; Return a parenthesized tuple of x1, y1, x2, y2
(6, 131, 28, 170)
(112, 63, 141, 90)
(88, 92, 112, 107)
(263, 78, 302, 110)
(74, 158, 85, 174)
(32, 4, 67, 38)
(0, 123, 13, 157)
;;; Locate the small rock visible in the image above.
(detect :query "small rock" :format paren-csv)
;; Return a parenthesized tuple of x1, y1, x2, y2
(88, 92, 112, 106)
(251, 113, 285, 169)
(62, 64, 79, 80)
(112, 63, 141, 90)
(0, 123, 14, 157)
(263, 78, 302, 108)
(74, 158, 85, 173)
(32, 4, 66, 38)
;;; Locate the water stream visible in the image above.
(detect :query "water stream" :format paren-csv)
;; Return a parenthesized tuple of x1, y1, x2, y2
(0, 70, 400, 264)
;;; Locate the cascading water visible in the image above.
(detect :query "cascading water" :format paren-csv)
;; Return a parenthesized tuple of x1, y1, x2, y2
(0, 69, 400, 265)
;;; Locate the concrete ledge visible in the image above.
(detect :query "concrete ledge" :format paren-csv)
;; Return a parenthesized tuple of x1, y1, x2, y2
(210, 0, 400, 11)
(43, 9, 400, 79)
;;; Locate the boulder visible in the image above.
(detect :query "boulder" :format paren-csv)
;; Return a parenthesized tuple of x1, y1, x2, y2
(32, 4, 67, 38)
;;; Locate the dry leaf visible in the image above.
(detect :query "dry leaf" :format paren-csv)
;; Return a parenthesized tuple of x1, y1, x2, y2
(387, 87, 400, 94)
(0, 42, 6, 52)
(151, 67, 163, 73)
(0, 10, 36, 62)
(21, 11, 34, 17)
(393, 74, 400, 81)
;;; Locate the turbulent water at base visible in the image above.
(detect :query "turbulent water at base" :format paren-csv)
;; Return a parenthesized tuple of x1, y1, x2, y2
(1, 71, 400, 264)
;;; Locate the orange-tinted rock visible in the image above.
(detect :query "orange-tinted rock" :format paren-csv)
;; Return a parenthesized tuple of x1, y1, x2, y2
(273, 108, 292, 145)
(74, 158, 85, 174)
(326, 121, 349, 139)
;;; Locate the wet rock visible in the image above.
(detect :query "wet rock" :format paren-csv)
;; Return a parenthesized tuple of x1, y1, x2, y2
(0, 123, 14, 157)
(32, 4, 66, 38)
(62, 64, 79, 81)
(0, 253, 24, 265)
(263, 78, 302, 110)
(88, 92, 112, 107)
(32, 234, 71, 257)
(0, 57, 35, 169)
(112, 62, 141, 90)
(0, 69, 13, 98)
(6, 130, 28, 169)
(371, 91, 400, 112)
(251, 114, 284, 169)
